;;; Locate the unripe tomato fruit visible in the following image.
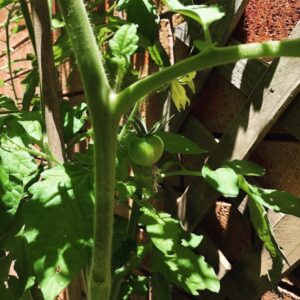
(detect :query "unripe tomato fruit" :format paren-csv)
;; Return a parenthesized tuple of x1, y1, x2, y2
(128, 135, 164, 166)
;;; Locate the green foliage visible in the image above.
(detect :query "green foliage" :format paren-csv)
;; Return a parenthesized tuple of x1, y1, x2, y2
(23, 163, 94, 299)
(0, 234, 35, 299)
(240, 177, 300, 217)
(0, 95, 18, 111)
(0, 119, 38, 237)
(109, 24, 139, 68)
(21, 67, 39, 111)
(157, 131, 207, 155)
(61, 100, 87, 141)
(0, 0, 14, 9)
(223, 159, 266, 177)
(117, 0, 159, 44)
(163, 0, 224, 29)
(140, 206, 220, 295)
(2, 0, 300, 299)
(201, 165, 240, 197)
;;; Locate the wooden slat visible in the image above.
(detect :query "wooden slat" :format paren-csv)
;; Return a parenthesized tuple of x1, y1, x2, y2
(217, 42, 300, 141)
(199, 215, 300, 300)
(170, 0, 250, 132)
(182, 24, 300, 230)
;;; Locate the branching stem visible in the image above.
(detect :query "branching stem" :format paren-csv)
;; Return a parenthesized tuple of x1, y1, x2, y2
(114, 39, 300, 115)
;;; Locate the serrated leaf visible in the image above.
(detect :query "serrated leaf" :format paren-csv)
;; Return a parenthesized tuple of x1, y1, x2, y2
(202, 165, 239, 197)
(224, 160, 266, 177)
(0, 123, 38, 236)
(163, 0, 224, 28)
(109, 24, 139, 64)
(140, 206, 219, 294)
(24, 163, 94, 300)
(157, 131, 207, 155)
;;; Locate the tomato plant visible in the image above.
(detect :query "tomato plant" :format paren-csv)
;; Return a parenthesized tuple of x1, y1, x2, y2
(1, 0, 300, 300)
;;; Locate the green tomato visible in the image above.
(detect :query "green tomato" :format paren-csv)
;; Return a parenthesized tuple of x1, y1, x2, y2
(128, 135, 164, 166)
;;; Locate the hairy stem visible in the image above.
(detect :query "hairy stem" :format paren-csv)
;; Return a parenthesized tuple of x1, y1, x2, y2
(115, 39, 300, 115)
(57, 0, 115, 299)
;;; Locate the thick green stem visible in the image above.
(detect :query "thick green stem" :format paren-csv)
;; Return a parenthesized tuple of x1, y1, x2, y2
(91, 117, 118, 299)
(57, 0, 115, 299)
(115, 39, 300, 115)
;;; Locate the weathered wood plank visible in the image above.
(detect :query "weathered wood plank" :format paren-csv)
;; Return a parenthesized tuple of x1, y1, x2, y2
(199, 215, 300, 300)
(182, 24, 300, 231)
(217, 42, 300, 141)
(170, 0, 250, 132)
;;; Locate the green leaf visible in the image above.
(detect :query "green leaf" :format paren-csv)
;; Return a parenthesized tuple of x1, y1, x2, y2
(201, 165, 240, 197)
(148, 42, 170, 68)
(0, 123, 38, 236)
(53, 31, 72, 65)
(140, 206, 219, 295)
(116, 180, 136, 202)
(118, 275, 149, 299)
(240, 179, 300, 217)
(24, 163, 94, 300)
(21, 67, 39, 111)
(0, 166, 23, 237)
(17, 118, 43, 145)
(117, 0, 159, 43)
(163, 0, 224, 28)
(109, 24, 139, 65)
(224, 160, 266, 177)
(157, 131, 207, 155)
(0, 234, 35, 298)
(247, 198, 277, 257)
(0, 0, 14, 9)
(0, 95, 18, 111)
(0, 126, 38, 185)
(61, 100, 87, 141)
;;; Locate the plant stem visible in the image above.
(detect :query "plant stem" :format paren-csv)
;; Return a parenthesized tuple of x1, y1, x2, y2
(161, 169, 202, 178)
(115, 38, 300, 115)
(57, 1, 116, 299)
(118, 100, 140, 142)
(5, 5, 18, 101)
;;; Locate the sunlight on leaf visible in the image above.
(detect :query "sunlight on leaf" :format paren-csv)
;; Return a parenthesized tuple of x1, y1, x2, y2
(202, 165, 239, 197)
(140, 206, 219, 294)
(240, 177, 300, 217)
(224, 160, 266, 177)
(24, 163, 94, 300)
(109, 24, 139, 68)
(163, 0, 224, 28)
